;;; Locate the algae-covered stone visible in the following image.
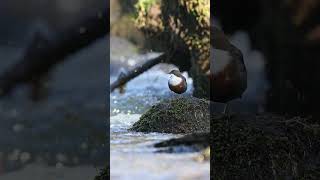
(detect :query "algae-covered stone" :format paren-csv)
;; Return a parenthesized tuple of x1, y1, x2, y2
(130, 97, 210, 133)
(211, 113, 320, 179)
(152, 112, 320, 178)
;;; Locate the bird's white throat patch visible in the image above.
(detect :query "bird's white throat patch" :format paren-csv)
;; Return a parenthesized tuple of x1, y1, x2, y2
(169, 74, 183, 86)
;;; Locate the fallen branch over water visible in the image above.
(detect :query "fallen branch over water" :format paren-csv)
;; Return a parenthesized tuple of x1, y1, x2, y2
(110, 53, 166, 92)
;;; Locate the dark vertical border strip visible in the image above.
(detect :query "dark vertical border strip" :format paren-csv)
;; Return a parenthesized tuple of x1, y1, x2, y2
(94, 1, 110, 180)
(105, 0, 111, 179)
(210, 0, 213, 179)
(106, 0, 111, 178)
(104, 0, 111, 179)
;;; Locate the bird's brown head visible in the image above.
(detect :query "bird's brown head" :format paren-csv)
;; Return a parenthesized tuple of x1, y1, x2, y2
(168, 69, 182, 77)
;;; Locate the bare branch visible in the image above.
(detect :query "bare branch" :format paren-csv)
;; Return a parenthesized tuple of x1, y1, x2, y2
(110, 53, 166, 92)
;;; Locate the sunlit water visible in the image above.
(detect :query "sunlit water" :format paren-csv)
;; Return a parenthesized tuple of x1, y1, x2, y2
(110, 51, 210, 179)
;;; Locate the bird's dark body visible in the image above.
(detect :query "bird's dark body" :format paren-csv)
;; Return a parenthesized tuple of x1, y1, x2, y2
(167, 27, 247, 103)
(210, 27, 247, 103)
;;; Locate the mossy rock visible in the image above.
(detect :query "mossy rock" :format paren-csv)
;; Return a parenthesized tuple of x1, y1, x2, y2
(129, 97, 210, 133)
(151, 112, 320, 178)
(211, 113, 320, 179)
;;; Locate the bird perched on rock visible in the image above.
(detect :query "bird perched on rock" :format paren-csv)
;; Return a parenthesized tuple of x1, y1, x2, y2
(210, 26, 247, 113)
(167, 27, 247, 114)
(168, 69, 187, 94)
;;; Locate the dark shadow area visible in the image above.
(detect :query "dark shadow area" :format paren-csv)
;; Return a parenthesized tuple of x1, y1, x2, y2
(213, 0, 320, 116)
(211, 0, 320, 179)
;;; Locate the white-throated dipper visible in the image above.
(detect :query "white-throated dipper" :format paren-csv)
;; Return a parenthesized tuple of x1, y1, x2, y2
(167, 27, 247, 113)
(210, 26, 247, 113)
(168, 69, 187, 94)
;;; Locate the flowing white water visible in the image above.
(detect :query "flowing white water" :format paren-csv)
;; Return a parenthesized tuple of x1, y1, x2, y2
(110, 46, 209, 179)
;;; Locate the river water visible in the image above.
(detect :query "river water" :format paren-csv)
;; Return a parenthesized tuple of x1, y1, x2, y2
(110, 37, 210, 179)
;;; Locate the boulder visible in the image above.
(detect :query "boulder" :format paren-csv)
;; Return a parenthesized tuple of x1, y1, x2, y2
(210, 113, 320, 179)
(130, 97, 210, 133)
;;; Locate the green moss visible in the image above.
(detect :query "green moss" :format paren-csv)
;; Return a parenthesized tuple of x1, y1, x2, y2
(161, 0, 210, 61)
(134, 0, 210, 58)
(130, 97, 210, 133)
(135, 0, 159, 14)
(134, 0, 163, 36)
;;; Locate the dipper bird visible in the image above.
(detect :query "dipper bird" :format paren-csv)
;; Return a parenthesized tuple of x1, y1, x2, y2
(168, 69, 187, 94)
(210, 26, 247, 113)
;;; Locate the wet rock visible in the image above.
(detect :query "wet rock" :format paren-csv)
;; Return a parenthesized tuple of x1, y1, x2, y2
(130, 97, 210, 134)
(152, 112, 320, 178)
(154, 132, 210, 152)
(209, 113, 320, 179)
